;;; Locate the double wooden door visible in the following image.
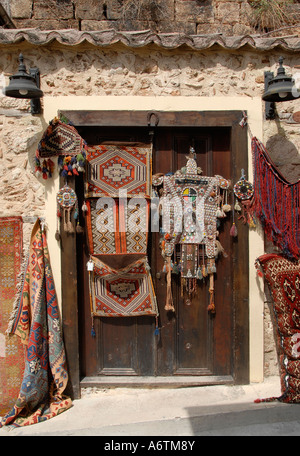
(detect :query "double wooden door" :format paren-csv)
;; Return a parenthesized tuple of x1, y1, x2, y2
(77, 124, 245, 384)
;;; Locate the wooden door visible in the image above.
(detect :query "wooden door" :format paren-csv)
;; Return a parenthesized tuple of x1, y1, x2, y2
(59, 110, 249, 397)
(78, 126, 237, 382)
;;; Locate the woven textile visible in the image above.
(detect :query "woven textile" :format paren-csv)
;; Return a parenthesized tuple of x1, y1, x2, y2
(0, 219, 72, 428)
(37, 117, 86, 158)
(161, 173, 229, 259)
(89, 256, 158, 317)
(35, 117, 86, 179)
(0, 217, 24, 417)
(86, 198, 149, 255)
(85, 144, 152, 198)
(256, 254, 300, 403)
(251, 137, 300, 260)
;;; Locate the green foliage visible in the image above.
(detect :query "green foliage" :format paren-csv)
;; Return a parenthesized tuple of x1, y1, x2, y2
(248, 0, 294, 32)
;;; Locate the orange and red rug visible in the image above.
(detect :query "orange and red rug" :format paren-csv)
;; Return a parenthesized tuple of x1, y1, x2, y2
(0, 219, 72, 428)
(0, 217, 25, 417)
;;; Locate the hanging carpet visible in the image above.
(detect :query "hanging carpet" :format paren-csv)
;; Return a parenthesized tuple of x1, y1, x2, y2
(255, 254, 300, 403)
(35, 116, 87, 179)
(85, 144, 152, 198)
(251, 137, 300, 260)
(89, 256, 158, 318)
(85, 142, 157, 326)
(0, 219, 72, 428)
(0, 217, 25, 417)
(86, 197, 149, 256)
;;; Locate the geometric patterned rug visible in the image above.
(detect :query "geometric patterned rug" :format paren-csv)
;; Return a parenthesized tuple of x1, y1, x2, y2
(89, 255, 158, 318)
(37, 117, 86, 159)
(85, 198, 149, 255)
(255, 253, 300, 403)
(0, 217, 25, 417)
(0, 219, 72, 428)
(85, 144, 152, 198)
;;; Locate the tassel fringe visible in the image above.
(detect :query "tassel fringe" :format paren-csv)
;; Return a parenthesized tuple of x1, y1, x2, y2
(251, 137, 300, 259)
(165, 256, 175, 312)
(230, 222, 238, 237)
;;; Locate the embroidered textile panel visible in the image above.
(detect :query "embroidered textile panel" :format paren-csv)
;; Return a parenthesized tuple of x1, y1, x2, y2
(89, 256, 158, 317)
(258, 254, 300, 403)
(37, 118, 86, 158)
(161, 174, 229, 258)
(86, 198, 149, 255)
(85, 144, 152, 198)
(0, 217, 24, 417)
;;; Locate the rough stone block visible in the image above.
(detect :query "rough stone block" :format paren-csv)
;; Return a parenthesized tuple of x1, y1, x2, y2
(105, 0, 123, 21)
(196, 23, 222, 35)
(239, 2, 255, 27)
(168, 21, 197, 35)
(117, 0, 174, 23)
(75, 0, 104, 20)
(175, 0, 213, 23)
(10, 0, 32, 19)
(232, 23, 253, 35)
(33, 0, 74, 20)
(215, 2, 241, 24)
(81, 20, 117, 31)
(13, 18, 79, 30)
(155, 20, 193, 34)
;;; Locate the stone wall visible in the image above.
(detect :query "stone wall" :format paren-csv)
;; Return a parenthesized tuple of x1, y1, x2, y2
(1, 0, 300, 36)
(0, 98, 44, 244)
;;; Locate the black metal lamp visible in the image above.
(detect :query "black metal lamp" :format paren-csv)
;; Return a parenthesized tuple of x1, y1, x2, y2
(263, 57, 299, 119)
(3, 53, 43, 114)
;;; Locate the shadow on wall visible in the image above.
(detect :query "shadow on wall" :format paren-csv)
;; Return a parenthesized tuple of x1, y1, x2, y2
(266, 134, 300, 184)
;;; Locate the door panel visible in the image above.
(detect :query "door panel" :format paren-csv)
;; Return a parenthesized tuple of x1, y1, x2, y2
(79, 126, 234, 379)
(153, 129, 232, 376)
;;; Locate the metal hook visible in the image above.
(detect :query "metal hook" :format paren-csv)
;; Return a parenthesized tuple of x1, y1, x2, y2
(147, 111, 159, 128)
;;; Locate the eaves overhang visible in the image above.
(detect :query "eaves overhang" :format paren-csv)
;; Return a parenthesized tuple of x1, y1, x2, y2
(0, 29, 300, 52)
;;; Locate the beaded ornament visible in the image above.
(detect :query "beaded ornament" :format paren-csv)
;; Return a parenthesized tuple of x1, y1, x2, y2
(56, 183, 83, 239)
(153, 147, 231, 314)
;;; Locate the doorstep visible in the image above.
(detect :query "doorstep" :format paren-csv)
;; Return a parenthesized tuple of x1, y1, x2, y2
(80, 375, 234, 389)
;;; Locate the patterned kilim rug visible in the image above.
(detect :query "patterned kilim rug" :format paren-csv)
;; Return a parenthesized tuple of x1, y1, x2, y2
(86, 198, 149, 255)
(89, 256, 158, 319)
(0, 217, 25, 417)
(85, 144, 152, 198)
(255, 254, 300, 403)
(0, 219, 72, 428)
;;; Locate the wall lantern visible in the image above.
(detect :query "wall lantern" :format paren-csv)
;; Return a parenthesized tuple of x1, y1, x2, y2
(262, 56, 299, 120)
(3, 53, 43, 114)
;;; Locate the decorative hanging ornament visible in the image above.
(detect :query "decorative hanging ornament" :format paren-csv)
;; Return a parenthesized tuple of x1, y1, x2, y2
(233, 169, 256, 229)
(233, 169, 254, 201)
(154, 146, 230, 314)
(56, 184, 82, 239)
